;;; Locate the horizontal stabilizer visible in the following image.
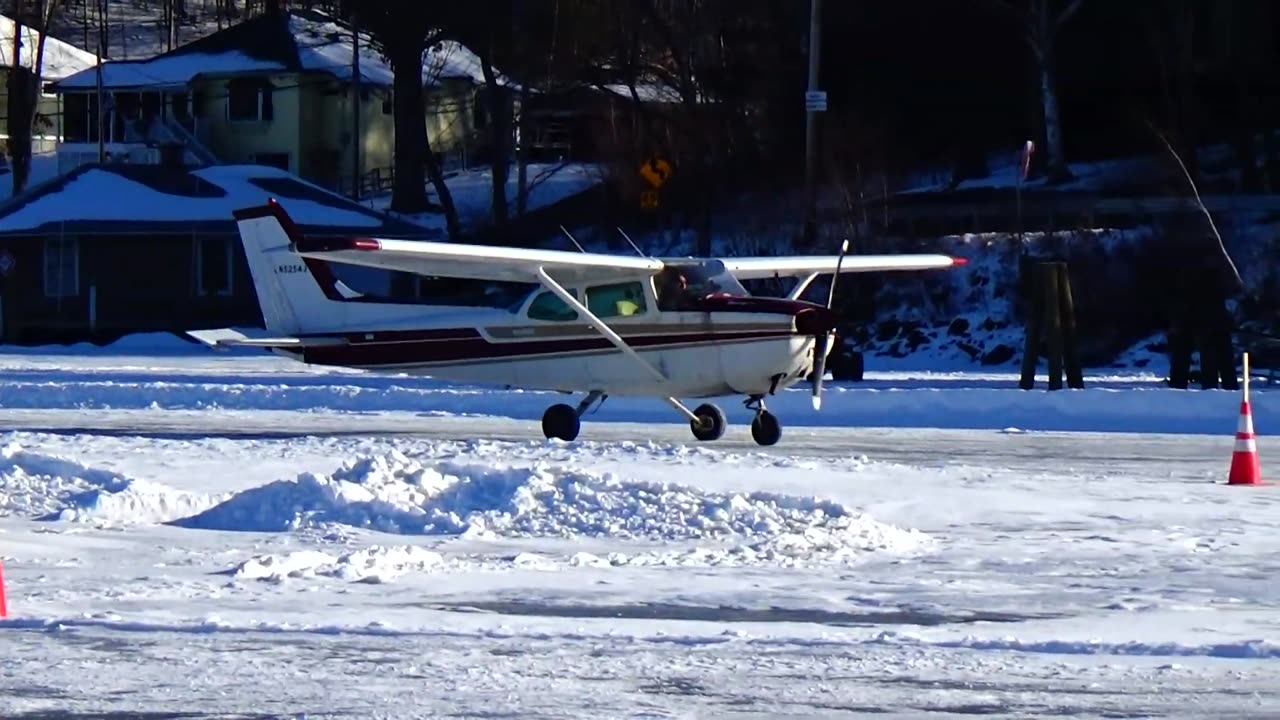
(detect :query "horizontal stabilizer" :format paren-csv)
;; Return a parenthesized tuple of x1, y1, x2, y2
(186, 328, 348, 350)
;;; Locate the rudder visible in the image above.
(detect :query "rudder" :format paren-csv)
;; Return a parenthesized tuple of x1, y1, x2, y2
(232, 200, 341, 335)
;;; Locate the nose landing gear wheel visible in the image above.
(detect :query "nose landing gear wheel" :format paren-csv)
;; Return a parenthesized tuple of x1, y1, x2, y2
(690, 403, 727, 441)
(541, 403, 580, 441)
(750, 410, 782, 446)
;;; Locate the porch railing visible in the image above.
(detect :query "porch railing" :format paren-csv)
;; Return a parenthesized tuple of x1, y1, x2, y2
(57, 143, 161, 174)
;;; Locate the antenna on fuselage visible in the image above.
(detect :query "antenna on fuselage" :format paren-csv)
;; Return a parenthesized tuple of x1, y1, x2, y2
(559, 224, 587, 253)
(615, 227, 649, 258)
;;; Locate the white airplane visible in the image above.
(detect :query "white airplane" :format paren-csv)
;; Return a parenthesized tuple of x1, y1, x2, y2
(188, 199, 966, 446)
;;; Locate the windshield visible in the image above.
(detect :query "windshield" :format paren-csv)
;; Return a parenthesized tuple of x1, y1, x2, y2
(655, 260, 750, 311)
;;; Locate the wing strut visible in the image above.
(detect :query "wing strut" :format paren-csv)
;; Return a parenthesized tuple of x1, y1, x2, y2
(787, 272, 820, 301)
(535, 267, 700, 423)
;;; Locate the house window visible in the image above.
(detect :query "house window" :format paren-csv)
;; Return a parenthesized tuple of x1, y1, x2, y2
(227, 78, 274, 122)
(64, 93, 89, 142)
(586, 281, 647, 318)
(43, 236, 78, 298)
(194, 236, 233, 296)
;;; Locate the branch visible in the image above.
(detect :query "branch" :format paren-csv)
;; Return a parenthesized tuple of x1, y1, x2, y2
(1053, 0, 1087, 34)
(1148, 120, 1244, 291)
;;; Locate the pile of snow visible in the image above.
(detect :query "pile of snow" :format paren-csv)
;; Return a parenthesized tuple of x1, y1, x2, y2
(180, 450, 928, 566)
(229, 545, 446, 584)
(0, 442, 222, 524)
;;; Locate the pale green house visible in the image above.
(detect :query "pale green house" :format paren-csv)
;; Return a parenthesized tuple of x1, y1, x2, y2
(47, 8, 495, 195)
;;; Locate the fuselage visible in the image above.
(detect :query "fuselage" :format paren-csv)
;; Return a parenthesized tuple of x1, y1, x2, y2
(281, 273, 836, 399)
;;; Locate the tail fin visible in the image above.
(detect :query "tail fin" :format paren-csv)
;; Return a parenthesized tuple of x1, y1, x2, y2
(233, 199, 346, 335)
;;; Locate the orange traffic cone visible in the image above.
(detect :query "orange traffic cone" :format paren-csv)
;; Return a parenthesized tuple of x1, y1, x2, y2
(1229, 352, 1264, 486)
(0, 559, 7, 618)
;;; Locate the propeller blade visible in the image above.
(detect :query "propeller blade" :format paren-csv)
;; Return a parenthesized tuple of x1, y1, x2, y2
(811, 332, 830, 411)
(813, 239, 848, 411)
(825, 239, 850, 310)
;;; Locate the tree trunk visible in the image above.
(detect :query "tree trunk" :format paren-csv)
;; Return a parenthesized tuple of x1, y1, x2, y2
(515, 82, 529, 217)
(479, 53, 509, 232)
(8, 12, 31, 197)
(168, 0, 180, 51)
(387, 42, 460, 236)
(19, 0, 57, 195)
(1037, 53, 1072, 184)
(388, 42, 432, 215)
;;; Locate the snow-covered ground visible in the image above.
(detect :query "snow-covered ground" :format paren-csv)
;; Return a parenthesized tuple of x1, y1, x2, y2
(1, 336, 1278, 718)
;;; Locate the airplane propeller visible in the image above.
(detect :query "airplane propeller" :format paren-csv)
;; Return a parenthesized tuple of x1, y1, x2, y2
(811, 239, 850, 411)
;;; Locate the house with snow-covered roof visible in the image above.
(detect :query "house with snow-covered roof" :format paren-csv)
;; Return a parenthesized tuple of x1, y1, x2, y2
(0, 162, 448, 345)
(0, 14, 98, 153)
(45, 7, 502, 195)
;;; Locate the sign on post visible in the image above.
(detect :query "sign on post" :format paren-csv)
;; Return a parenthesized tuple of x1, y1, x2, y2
(805, 90, 827, 112)
(640, 157, 671, 189)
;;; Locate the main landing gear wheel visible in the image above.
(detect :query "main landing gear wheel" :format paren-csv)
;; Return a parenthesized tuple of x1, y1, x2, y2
(689, 403, 727, 441)
(541, 403, 580, 441)
(751, 411, 782, 446)
(743, 396, 780, 446)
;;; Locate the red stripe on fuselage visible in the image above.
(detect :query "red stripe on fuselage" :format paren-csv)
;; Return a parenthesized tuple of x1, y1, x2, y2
(299, 328, 795, 367)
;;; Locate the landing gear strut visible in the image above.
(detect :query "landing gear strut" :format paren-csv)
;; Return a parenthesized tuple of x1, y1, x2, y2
(745, 394, 782, 446)
(689, 403, 727, 441)
(543, 391, 776, 445)
(541, 391, 606, 441)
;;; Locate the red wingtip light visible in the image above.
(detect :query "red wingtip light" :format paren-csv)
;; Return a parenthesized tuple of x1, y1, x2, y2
(351, 238, 381, 251)
(951, 256, 969, 266)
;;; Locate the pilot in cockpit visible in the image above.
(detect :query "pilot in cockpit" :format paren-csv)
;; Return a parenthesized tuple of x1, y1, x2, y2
(658, 267, 697, 310)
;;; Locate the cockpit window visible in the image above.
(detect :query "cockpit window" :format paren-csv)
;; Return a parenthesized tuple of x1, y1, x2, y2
(526, 289, 579, 321)
(654, 260, 750, 311)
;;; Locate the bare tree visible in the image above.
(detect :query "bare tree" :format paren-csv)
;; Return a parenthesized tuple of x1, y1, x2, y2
(346, 1, 460, 234)
(8, 0, 63, 195)
(976, 0, 1085, 184)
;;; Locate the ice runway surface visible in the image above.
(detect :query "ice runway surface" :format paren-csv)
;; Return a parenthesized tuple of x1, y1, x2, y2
(1, 347, 1278, 718)
(0, 404, 1271, 471)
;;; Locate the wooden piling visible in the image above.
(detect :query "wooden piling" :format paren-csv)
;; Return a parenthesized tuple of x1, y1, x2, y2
(1043, 263, 1064, 391)
(1019, 263, 1044, 390)
(1020, 261, 1085, 391)
(1057, 262, 1085, 389)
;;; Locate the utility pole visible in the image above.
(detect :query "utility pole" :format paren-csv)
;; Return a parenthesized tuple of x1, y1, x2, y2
(10, 1, 22, 184)
(802, 0, 824, 249)
(350, 22, 360, 199)
(96, 0, 105, 162)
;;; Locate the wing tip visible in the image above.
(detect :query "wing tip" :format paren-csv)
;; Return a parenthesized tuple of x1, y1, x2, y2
(950, 256, 969, 267)
(294, 237, 382, 253)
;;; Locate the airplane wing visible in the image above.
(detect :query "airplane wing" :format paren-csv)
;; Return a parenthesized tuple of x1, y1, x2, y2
(291, 236, 666, 285)
(721, 254, 965, 280)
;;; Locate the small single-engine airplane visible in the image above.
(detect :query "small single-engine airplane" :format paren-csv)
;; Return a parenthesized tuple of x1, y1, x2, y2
(188, 199, 965, 445)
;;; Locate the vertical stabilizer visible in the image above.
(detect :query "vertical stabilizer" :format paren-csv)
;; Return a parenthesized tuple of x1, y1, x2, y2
(232, 200, 342, 334)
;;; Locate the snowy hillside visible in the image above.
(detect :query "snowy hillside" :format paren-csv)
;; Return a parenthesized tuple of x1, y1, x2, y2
(50, 1, 231, 61)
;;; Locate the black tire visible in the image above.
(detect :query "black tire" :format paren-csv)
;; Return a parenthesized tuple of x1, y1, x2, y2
(541, 403, 580, 441)
(750, 411, 782, 446)
(690, 403, 727, 441)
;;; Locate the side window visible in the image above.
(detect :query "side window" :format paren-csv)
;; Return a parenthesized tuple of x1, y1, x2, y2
(526, 290, 578, 321)
(586, 281, 648, 318)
